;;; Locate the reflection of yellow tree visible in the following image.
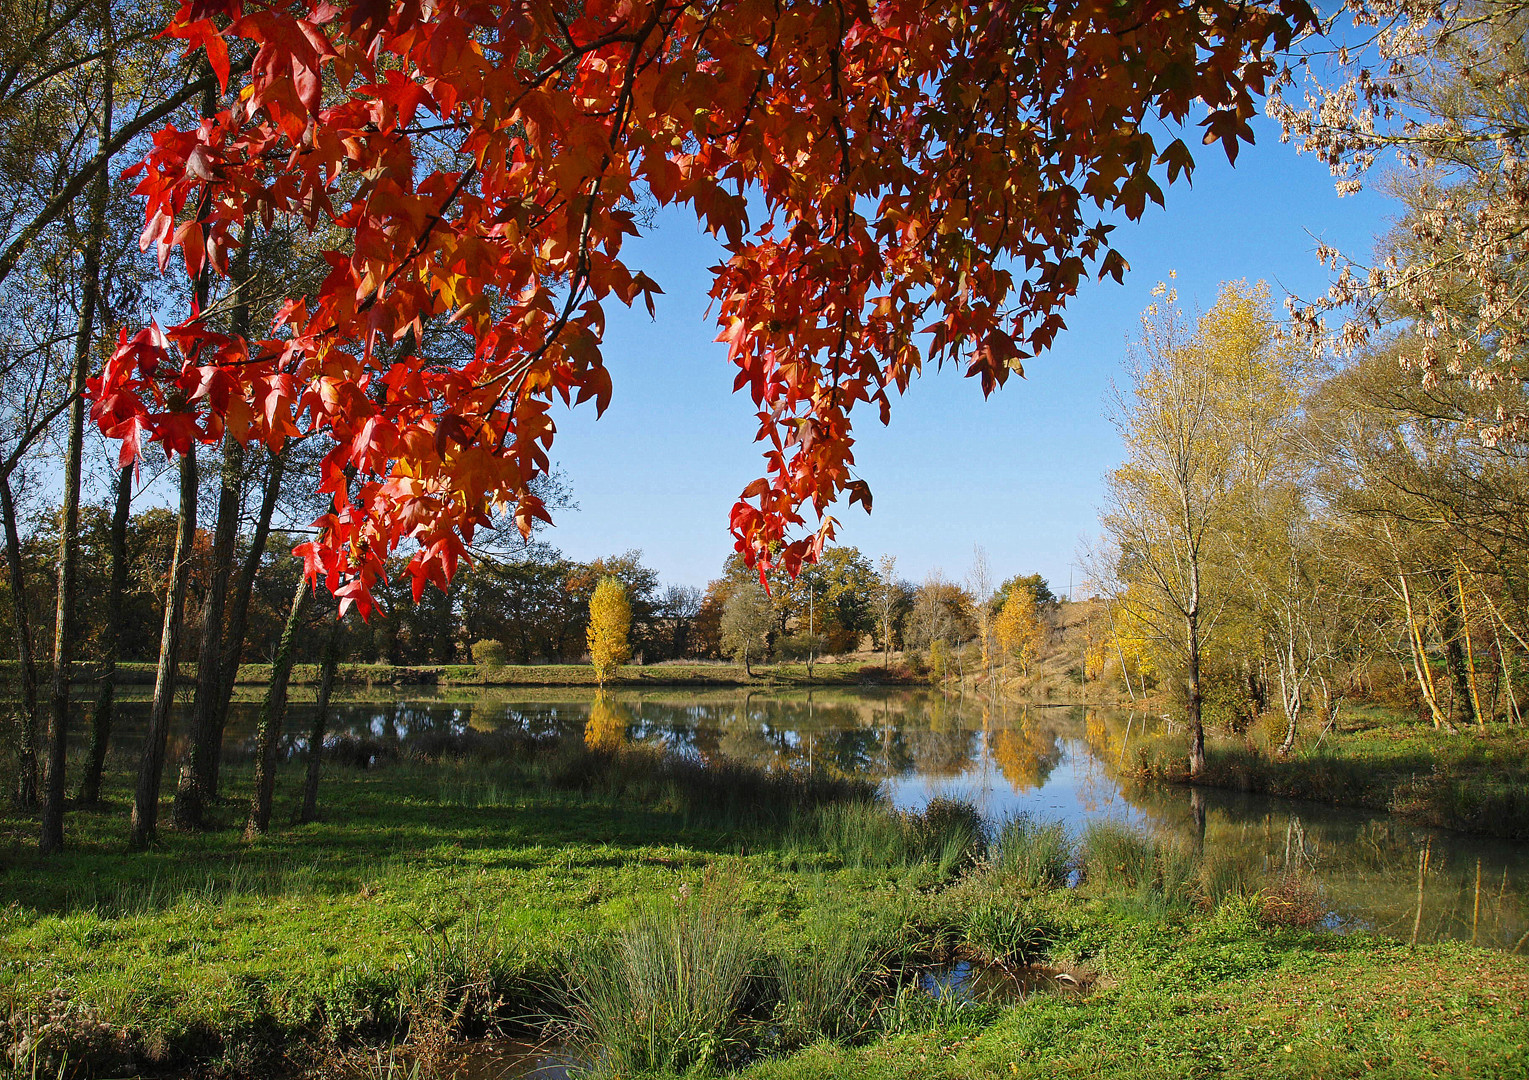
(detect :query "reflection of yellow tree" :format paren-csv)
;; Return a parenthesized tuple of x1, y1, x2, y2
(1085, 710, 1116, 759)
(992, 715, 1062, 792)
(584, 693, 630, 752)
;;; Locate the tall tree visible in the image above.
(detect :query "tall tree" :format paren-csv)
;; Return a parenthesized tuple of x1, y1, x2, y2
(39, 32, 114, 853)
(128, 444, 195, 849)
(586, 575, 631, 687)
(1102, 281, 1297, 775)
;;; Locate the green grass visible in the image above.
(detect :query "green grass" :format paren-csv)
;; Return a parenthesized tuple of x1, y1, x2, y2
(1128, 705, 1529, 839)
(2, 737, 1526, 1079)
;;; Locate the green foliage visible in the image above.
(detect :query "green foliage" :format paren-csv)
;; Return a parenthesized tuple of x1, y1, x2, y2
(468, 639, 506, 668)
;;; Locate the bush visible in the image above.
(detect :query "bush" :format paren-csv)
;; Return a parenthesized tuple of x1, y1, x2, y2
(469, 639, 507, 667)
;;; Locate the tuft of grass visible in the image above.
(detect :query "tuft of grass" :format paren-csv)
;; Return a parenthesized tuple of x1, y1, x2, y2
(563, 879, 759, 1075)
(769, 918, 884, 1050)
(793, 797, 986, 875)
(1080, 820, 1159, 892)
(988, 813, 1075, 889)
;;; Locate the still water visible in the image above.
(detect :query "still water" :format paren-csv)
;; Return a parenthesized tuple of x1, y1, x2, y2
(111, 686, 1529, 951)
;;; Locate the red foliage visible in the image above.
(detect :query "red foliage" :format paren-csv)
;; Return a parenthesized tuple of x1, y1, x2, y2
(89, 0, 1314, 617)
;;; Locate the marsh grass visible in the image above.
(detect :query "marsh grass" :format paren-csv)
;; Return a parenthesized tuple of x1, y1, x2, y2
(769, 919, 885, 1049)
(988, 813, 1075, 889)
(789, 797, 985, 874)
(1080, 821, 1257, 915)
(564, 879, 759, 1075)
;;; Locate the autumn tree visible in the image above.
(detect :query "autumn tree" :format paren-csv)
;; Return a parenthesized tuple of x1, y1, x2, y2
(1272, 0, 1529, 445)
(995, 584, 1045, 677)
(89, 0, 1316, 628)
(586, 575, 631, 687)
(1102, 281, 1297, 775)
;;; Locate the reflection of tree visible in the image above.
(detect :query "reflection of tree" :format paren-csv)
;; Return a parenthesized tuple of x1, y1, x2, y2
(905, 727, 976, 778)
(583, 694, 631, 752)
(991, 718, 1063, 792)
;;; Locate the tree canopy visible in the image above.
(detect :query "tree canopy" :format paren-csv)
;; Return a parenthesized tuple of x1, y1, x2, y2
(87, 0, 1315, 614)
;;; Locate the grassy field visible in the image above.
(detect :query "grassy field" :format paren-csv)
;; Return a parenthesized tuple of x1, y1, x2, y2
(2, 728, 1526, 1079)
(1124, 704, 1529, 840)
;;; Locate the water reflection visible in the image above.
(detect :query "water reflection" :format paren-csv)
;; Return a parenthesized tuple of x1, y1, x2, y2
(100, 688, 1528, 950)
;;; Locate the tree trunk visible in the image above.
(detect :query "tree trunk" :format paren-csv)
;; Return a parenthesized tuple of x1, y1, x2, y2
(40, 106, 111, 852)
(210, 446, 286, 781)
(1434, 569, 1478, 728)
(299, 611, 342, 824)
(79, 463, 132, 806)
(130, 447, 197, 849)
(245, 576, 310, 838)
(1276, 642, 1302, 757)
(2, 474, 39, 809)
(173, 435, 245, 829)
(1185, 610, 1205, 777)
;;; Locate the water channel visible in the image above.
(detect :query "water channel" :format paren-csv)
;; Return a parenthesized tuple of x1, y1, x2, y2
(104, 685, 1529, 952)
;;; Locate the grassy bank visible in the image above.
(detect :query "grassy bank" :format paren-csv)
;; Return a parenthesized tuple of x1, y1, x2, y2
(2, 733, 1526, 1078)
(1, 658, 903, 690)
(1125, 705, 1529, 840)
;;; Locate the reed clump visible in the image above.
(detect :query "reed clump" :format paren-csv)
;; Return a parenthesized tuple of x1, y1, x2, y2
(988, 812, 1076, 889)
(563, 881, 759, 1075)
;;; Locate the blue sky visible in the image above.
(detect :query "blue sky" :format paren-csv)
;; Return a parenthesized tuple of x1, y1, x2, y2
(539, 115, 1392, 593)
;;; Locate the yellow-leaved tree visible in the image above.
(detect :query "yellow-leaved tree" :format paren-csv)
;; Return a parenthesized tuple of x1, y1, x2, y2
(587, 576, 632, 686)
(994, 585, 1044, 676)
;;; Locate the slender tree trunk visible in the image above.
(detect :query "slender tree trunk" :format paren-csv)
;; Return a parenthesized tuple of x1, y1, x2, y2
(1394, 556, 1450, 729)
(79, 464, 132, 806)
(1185, 609, 1205, 777)
(1435, 569, 1478, 728)
(129, 446, 197, 849)
(211, 447, 286, 779)
(40, 96, 111, 852)
(245, 576, 310, 838)
(2, 474, 39, 809)
(1276, 640, 1302, 756)
(173, 435, 245, 829)
(299, 611, 342, 824)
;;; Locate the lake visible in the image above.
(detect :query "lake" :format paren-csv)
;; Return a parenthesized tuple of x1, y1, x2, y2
(104, 685, 1529, 951)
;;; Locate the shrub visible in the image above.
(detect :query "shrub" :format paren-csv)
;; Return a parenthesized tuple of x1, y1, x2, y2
(469, 639, 507, 667)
